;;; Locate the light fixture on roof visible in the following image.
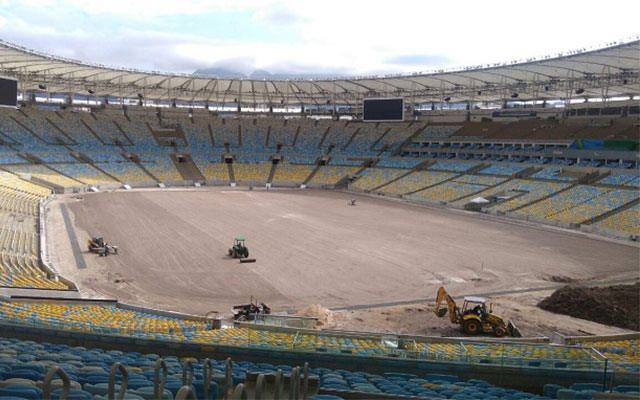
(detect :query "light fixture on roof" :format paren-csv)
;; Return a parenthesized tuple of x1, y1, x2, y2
(544, 85, 550, 91)
(38, 84, 47, 90)
(444, 97, 451, 102)
(511, 93, 519, 98)
(87, 89, 95, 95)
(137, 93, 144, 99)
(575, 88, 585, 94)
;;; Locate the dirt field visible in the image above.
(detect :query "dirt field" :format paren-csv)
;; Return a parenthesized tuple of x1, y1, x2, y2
(302, 290, 636, 337)
(46, 188, 640, 326)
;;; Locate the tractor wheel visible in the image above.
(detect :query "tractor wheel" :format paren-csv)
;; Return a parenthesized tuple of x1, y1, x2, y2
(228, 249, 233, 256)
(463, 319, 482, 335)
(493, 327, 506, 337)
(244, 248, 249, 258)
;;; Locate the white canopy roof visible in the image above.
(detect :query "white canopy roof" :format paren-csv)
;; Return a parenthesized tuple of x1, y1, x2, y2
(1, 36, 638, 106)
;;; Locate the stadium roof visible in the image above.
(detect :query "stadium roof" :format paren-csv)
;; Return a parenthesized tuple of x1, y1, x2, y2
(0, 36, 638, 106)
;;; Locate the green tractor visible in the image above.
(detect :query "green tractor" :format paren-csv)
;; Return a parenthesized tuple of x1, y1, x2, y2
(228, 237, 255, 262)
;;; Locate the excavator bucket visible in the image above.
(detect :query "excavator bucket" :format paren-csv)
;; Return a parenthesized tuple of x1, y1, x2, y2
(436, 308, 448, 317)
(239, 258, 256, 263)
(507, 321, 521, 337)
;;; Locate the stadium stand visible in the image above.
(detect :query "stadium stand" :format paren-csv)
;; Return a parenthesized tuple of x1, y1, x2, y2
(271, 163, 314, 184)
(478, 164, 528, 176)
(428, 161, 478, 173)
(0, 153, 26, 164)
(0, 171, 67, 289)
(93, 163, 151, 183)
(309, 166, 360, 186)
(530, 168, 579, 182)
(0, 334, 593, 399)
(378, 171, 455, 195)
(414, 125, 462, 140)
(591, 204, 640, 235)
(268, 119, 297, 149)
(375, 158, 422, 168)
(3, 165, 80, 188)
(192, 157, 230, 181)
(52, 164, 117, 185)
(597, 173, 640, 187)
(232, 163, 271, 183)
(490, 181, 571, 213)
(410, 181, 489, 203)
(350, 168, 407, 191)
(140, 157, 182, 182)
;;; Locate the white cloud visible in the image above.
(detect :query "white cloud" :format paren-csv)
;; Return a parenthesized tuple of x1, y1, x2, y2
(1, 0, 639, 76)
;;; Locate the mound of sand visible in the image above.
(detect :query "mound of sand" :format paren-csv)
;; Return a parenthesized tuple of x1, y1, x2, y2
(537, 283, 639, 331)
(296, 304, 338, 327)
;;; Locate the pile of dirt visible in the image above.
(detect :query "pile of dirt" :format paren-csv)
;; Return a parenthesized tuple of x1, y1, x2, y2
(296, 304, 338, 327)
(537, 283, 639, 331)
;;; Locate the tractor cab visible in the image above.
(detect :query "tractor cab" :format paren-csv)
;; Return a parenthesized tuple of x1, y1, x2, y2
(228, 237, 251, 260)
(93, 237, 105, 247)
(462, 296, 490, 318)
(233, 237, 245, 248)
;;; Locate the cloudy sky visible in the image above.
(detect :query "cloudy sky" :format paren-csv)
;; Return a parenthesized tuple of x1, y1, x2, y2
(0, 0, 638, 77)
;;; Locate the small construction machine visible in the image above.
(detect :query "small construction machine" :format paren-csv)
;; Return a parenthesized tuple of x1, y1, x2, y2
(87, 237, 118, 257)
(228, 237, 256, 263)
(434, 286, 521, 337)
(232, 296, 271, 321)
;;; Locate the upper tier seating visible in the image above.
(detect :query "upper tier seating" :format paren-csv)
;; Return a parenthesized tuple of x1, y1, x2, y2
(177, 116, 212, 151)
(268, 119, 297, 148)
(429, 161, 478, 173)
(478, 164, 528, 176)
(0, 153, 26, 164)
(376, 158, 422, 168)
(210, 119, 240, 147)
(414, 125, 462, 140)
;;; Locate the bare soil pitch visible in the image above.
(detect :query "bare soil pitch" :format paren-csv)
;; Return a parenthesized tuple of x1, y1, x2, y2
(48, 188, 639, 318)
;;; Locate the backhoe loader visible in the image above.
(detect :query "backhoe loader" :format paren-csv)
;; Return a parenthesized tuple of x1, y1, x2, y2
(434, 286, 521, 337)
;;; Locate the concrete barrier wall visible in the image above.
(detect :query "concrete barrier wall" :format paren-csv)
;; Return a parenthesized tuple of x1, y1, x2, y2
(39, 195, 79, 291)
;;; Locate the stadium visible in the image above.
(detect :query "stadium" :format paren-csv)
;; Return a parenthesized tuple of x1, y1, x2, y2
(0, 4, 638, 398)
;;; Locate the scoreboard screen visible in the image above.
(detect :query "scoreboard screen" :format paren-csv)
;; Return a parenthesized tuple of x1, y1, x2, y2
(363, 97, 404, 122)
(0, 77, 18, 107)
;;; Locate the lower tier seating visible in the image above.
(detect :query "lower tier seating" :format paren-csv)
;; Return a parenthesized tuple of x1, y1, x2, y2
(378, 171, 455, 195)
(271, 163, 314, 184)
(350, 168, 407, 191)
(591, 204, 640, 235)
(232, 163, 271, 183)
(309, 166, 360, 185)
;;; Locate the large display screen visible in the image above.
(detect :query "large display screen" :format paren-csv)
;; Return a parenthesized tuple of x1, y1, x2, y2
(363, 97, 404, 122)
(0, 77, 17, 107)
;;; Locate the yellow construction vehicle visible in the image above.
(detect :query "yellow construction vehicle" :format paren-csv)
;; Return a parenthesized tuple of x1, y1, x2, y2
(434, 286, 521, 337)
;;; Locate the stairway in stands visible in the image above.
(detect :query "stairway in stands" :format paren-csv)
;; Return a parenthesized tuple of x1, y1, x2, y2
(170, 154, 205, 181)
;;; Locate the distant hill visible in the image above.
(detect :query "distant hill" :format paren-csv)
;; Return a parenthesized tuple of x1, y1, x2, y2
(193, 67, 343, 80)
